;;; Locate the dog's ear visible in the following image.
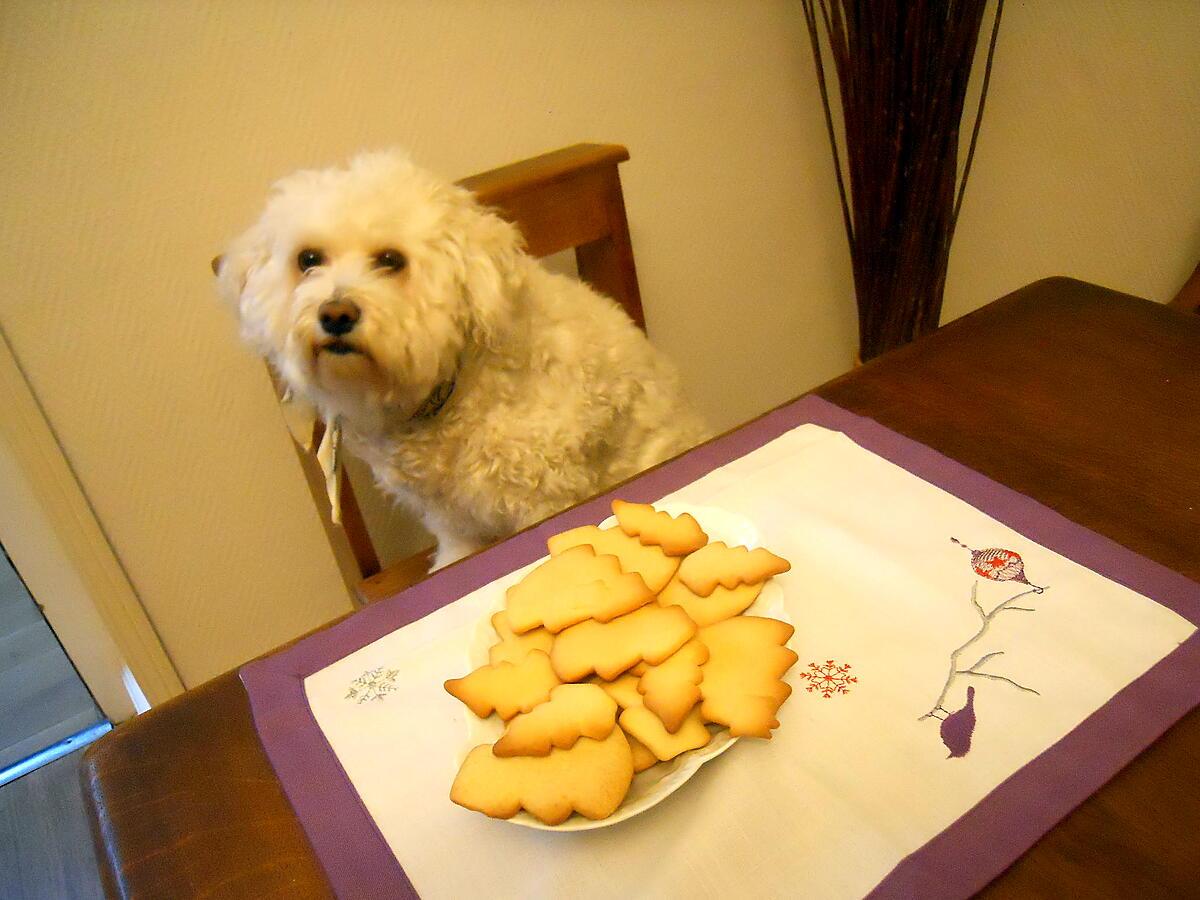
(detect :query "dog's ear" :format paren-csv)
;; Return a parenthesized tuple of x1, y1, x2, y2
(214, 223, 270, 306)
(213, 221, 282, 355)
(456, 204, 524, 351)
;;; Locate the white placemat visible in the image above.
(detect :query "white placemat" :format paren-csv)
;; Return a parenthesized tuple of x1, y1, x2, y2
(303, 423, 1194, 900)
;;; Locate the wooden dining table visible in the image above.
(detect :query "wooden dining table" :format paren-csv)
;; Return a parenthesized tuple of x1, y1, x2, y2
(81, 277, 1200, 898)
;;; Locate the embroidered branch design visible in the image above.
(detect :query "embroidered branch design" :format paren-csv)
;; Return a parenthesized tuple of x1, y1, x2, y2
(920, 539, 1051, 758)
(919, 581, 1045, 723)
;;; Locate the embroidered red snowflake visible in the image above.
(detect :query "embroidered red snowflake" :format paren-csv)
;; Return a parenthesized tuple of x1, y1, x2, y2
(798, 660, 857, 698)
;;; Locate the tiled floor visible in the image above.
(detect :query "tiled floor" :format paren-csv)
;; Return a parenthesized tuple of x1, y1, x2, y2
(1, 544, 108, 898)
(0, 748, 103, 899)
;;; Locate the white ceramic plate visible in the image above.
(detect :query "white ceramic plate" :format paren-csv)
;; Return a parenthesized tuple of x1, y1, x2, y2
(458, 503, 792, 831)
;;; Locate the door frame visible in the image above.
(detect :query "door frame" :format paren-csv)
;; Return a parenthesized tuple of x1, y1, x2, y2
(0, 328, 182, 721)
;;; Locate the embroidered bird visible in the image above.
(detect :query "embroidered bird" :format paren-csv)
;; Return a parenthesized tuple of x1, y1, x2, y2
(939, 686, 977, 758)
(951, 538, 1044, 593)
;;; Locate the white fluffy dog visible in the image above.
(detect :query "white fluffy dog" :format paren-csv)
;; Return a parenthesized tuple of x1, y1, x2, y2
(216, 151, 707, 569)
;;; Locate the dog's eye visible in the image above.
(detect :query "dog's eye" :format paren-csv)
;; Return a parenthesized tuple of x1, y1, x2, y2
(297, 249, 325, 273)
(374, 249, 407, 272)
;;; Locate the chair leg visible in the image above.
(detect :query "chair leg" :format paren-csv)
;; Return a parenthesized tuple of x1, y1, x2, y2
(338, 466, 382, 579)
(292, 418, 381, 588)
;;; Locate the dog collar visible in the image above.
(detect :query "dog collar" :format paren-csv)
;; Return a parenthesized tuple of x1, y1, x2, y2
(411, 376, 456, 420)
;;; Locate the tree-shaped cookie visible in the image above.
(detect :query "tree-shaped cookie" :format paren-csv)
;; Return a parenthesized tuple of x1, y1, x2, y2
(551, 605, 697, 681)
(657, 575, 764, 627)
(698, 616, 798, 738)
(487, 610, 554, 666)
(596, 673, 711, 761)
(505, 544, 655, 634)
(677, 542, 791, 597)
(548, 525, 680, 593)
(444, 650, 560, 720)
(611, 499, 709, 556)
(450, 728, 635, 825)
(493, 683, 618, 757)
(637, 638, 709, 733)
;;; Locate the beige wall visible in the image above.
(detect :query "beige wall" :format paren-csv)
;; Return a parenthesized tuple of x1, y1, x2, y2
(944, 1, 1200, 320)
(1, 1, 1196, 685)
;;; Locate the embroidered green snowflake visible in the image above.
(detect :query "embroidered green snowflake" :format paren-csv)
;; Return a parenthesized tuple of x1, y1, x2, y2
(345, 666, 401, 703)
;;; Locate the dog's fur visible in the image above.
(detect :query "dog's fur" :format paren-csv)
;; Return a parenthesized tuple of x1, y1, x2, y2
(217, 151, 707, 568)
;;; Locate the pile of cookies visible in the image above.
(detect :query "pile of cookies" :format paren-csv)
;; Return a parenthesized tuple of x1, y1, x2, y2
(445, 500, 797, 826)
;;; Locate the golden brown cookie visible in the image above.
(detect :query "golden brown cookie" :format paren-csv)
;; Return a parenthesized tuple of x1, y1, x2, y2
(551, 605, 697, 682)
(492, 683, 618, 758)
(547, 525, 679, 593)
(444, 650, 560, 721)
(637, 638, 709, 733)
(487, 610, 555, 667)
(698, 617, 798, 738)
(450, 728, 634, 825)
(657, 574, 764, 627)
(505, 544, 655, 634)
(619, 704, 711, 761)
(598, 671, 712, 760)
(611, 500, 709, 556)
(622, 729, 659, 773)
(594, 673, 643, 709)
(677, 542, 791, 597)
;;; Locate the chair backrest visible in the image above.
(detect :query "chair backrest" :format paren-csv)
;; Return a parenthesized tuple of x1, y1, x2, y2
(459, 143, 644, 328)
(295, 143, 645, 582)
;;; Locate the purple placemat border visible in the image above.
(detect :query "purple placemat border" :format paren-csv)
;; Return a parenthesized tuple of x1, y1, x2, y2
(240, 395, 1200, 899)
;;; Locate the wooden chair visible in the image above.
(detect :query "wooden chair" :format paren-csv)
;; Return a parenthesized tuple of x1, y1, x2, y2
(287, 144, 646, 599)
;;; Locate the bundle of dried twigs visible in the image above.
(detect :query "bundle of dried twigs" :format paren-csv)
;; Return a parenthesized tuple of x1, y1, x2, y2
(800, 0, 1004, 361)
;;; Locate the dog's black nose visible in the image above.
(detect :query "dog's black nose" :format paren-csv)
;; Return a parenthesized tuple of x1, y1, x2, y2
(319, 298, 361, 336)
